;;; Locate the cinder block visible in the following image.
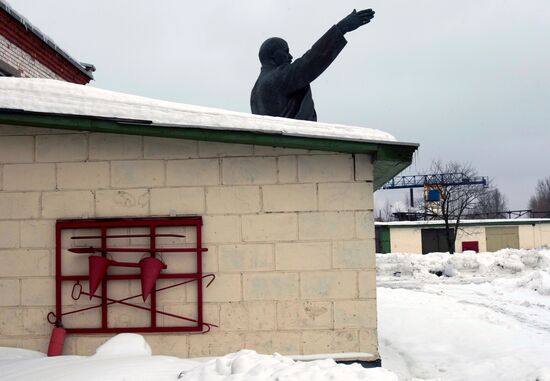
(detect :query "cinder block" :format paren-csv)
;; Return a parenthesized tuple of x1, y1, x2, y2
(198, 141, 253, 157)
(0, 136, 33, 163)
(57, 162, 110, 190)
(0, 308, 23, 335)
(301, 330, 360, 354)
(220, 301, 277, 331)
(318, 182, 373, 211)
(0, 221, 19, 248)
(354, 154, 373, 181)
(206, 186, 260, 214)
(332, 240, 376, 269)
(159, 245, 218, 274)
(242, 214, 297, 242)
(0, 279, 20, 306)
(21, 278, 55, 306)
(188, 332, 244, 357)
(0, 124, 54, 136)
(20, 220, 54, 248)
(219, 244, 274, 272)
(0, 192, 40, 219)
(297, 155, 353, 183)
(96, 189, 149, 217)
(262, 184, 316, 212)
(333, 329, 360, 353)
(356, 211, 375, 239)
(145, 334, 188, 357)
(334, 300, 377, 329)
(301, 330, 332, 354)
(187, 273, 241, 303)
(359, 329, 379, 356)
(150, 187, 205, 215)
(243, 273, 299, 301)
(0, 336, 49, 353)
(202, 215, 240, 244)
(300, 271, 357, 300)
(89, 133, 142, 160)
(298, 212, 354, 240)
(167, 159, 219, 186)
(222, 157, 277, 185)
(254, 146, 308, 156)
(3, 163, 55, 191)
(359, 270, 377, 299)
(108, 304, 150, 328)
(75, 336, 112, 355)
(275, 242, 330, 271)
(159, 303, 220, 328)
(276, 301, 332, 330)
(36, 134, 87, 162)
(277, 156, 298, 183)
(144, 137, 198, 159)
(111, 160, 165, 188)
(22, 307, 52, 335)
(244, 331, 301, 355)
(42, 191, 95, 219)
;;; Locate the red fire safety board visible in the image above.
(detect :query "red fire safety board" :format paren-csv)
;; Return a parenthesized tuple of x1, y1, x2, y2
(48, 217, 217, 334)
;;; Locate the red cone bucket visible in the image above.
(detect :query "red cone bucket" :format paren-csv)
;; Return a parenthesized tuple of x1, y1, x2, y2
(88, 256, 110, 299)
(140, 257, 166, 301)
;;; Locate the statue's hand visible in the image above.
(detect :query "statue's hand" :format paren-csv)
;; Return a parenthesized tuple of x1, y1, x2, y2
(337, 9, 375, 34)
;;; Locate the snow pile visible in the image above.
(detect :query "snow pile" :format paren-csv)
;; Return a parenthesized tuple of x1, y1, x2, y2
(179, 350, 396, 380)
(0, 347, 44, 367)
(377, 249, 550, 291)
(0, 78, 398, 143)
(0, 335, 396, 381)
(377, 248, 550, 380)
(93, 333, 152, 357)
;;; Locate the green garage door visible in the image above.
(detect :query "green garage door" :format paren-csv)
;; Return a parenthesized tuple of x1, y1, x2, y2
(485, 226, 519, 251)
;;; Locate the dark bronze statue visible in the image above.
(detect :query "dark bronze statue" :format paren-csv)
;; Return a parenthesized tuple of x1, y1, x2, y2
(250, 9, 375, 121)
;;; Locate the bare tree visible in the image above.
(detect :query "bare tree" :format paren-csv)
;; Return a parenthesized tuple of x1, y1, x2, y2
(420, 161, 487, 254)
(467, 187, 508, 219)
(529, 177, 550, 217)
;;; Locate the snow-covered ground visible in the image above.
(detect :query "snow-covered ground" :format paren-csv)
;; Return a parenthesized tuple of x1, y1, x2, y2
(377, 248, 550, 381)
(0, 334, 396, 380)
(1, 249, 549, 380)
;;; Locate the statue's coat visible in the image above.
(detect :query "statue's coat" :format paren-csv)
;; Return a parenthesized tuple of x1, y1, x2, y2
(251, 26, 347, 121)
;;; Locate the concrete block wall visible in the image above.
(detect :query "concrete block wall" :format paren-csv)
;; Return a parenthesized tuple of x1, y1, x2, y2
(0, 35, 63, 79)
(0, 125, 377, 359)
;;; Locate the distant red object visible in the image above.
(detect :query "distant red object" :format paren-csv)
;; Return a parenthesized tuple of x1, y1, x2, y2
(462, 241, 479, 252)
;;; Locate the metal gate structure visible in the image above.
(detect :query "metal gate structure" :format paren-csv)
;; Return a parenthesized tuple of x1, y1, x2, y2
(48, 216, 217, 334)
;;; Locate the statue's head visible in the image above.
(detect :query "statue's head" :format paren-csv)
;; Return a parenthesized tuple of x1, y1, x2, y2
(259, 37, 293, 67)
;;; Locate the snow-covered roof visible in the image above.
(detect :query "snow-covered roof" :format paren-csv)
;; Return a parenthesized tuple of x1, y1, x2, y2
(376, 218, 550, 227)
(0, 78, 399, 143)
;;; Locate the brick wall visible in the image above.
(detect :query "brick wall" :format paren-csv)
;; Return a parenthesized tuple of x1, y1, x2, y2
(0, 35, 63, 79)
(0, 124, 378, 359)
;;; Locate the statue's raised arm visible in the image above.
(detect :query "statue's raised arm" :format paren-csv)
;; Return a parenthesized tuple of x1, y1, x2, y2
(250, 9, 375, 121)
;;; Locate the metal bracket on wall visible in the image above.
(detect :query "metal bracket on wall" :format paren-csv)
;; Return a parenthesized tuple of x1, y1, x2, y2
(48, 216, 216, 334)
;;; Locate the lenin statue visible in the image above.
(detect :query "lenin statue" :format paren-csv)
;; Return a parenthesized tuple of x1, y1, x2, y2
(250, 9, 375, 121)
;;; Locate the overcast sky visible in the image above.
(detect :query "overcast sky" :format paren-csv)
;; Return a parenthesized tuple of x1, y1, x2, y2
(7, 0, 550, 211)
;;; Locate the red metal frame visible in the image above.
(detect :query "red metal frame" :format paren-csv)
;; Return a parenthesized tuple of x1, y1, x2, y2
(50, 216, 215, 334)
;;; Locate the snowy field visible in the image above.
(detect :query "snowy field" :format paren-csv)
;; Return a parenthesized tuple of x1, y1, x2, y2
(377, 248, 550, 381)
(1, 249, 549, 380)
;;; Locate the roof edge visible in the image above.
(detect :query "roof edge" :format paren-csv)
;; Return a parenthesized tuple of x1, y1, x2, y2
(0, 1, 94, 80)
(0, 111, 418, 189)
(375, 218, 550, 228)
